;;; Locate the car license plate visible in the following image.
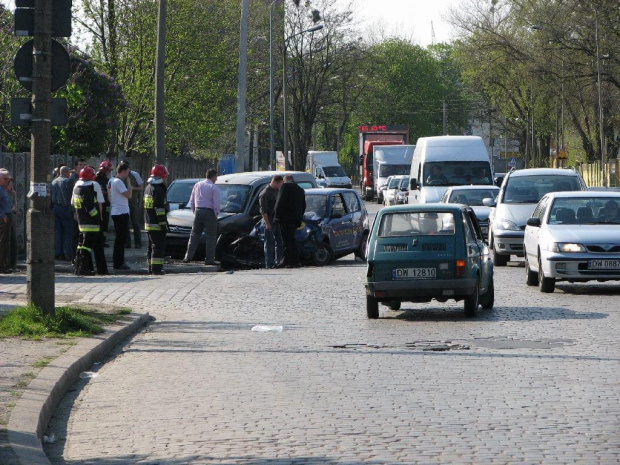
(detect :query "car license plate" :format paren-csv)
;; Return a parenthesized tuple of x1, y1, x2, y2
(588, 259, 620, 270)
(393, 268, 436, 280)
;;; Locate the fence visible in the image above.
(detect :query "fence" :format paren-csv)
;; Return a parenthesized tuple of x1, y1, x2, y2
(575, 160, 619, 188)
(1, 152, 218, 255)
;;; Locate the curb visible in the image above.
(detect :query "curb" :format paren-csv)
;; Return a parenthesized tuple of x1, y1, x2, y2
(7, 312, 153, 465)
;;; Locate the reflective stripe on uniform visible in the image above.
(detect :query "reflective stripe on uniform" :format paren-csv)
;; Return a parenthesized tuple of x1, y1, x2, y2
(89, 208, 98, 217)
(150, 258, 164, 265)
(145, 224, 161, 231)
(79, 225, 100, 232)
(77, 245, 92, 252)
(156, 208, 166, 216)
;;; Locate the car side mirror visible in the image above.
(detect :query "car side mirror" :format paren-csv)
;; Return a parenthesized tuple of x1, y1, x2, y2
(482, 198, 495, 207)
(526, 217, 541, 227)
(400, 187, 408, 191)
(318, 174, 324, 179)
(410, 179, 418, 190)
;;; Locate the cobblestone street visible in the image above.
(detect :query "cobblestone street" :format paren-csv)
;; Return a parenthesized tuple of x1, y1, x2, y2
(24, 255, 619, 464)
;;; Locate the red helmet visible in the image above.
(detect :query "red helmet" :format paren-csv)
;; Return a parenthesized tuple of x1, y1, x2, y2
(79, 166, 96, 181)
(99, 160, 113, 171)
(150, 164, 168, 179)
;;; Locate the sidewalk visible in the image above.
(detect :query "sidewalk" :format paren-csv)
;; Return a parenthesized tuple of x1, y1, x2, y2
(14, 231, 219, 275)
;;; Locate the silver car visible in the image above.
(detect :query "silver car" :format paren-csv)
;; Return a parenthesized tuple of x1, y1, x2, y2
(441, 185, 500, 241)
(524, 191, 620, 292)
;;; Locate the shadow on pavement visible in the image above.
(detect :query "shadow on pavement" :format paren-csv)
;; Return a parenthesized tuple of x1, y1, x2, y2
(556, 283, 620, 295)
(392, 306, 607, 322)
(47, 454, 385, 464)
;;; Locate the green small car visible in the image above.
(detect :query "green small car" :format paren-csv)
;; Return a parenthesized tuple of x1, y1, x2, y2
(365, 203, 494, 318)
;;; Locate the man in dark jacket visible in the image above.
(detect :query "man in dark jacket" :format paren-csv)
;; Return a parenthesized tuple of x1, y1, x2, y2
(274, 175, 306, 268)
(143, 164, 169, 275)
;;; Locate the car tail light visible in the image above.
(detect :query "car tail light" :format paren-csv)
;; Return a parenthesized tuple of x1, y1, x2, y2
(456, 260, 466, 278)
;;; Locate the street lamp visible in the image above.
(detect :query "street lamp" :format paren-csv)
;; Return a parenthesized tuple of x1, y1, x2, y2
(594, 8, 606, 187)
(282, 23, 323, 170)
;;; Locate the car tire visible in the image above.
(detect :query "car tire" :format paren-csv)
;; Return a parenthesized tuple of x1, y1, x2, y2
(538, 255, 555, 293)
(479, 277, 494, 310)
(366, 295, 379, 319)
(464, 276, 480, 317)
(490, 237, 509, 266)
(524, 251, 538, 286)
(311, 243, 332, 266)
(388, 301, 401, 311)
(355, 232, 369, 261)
(377, 195, 382, 204)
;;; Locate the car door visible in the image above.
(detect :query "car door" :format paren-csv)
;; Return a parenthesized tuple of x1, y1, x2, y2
(463, 209, 483, 287)
(326, 193, 355, 252)
(524, 196, 549, 265)
(467, 207, 491, 291)
(343, 191, 365, 250)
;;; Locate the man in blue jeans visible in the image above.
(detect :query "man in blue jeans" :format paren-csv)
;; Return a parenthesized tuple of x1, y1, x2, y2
(51, 166, 74, 261)
(259, 175, 283, 268)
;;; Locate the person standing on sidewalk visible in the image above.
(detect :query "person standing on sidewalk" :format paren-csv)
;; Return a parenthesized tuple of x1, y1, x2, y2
(51, 166, 74, 261)
(120, 160, 144, 249)
(72, 166, 108, 275)
(183, 168, 221, 265)
(96, 161, 113, 248)
(68, 158, 87, 260)
(0, 169, 14, 273)
(108, 164, 135, 270)
(274, 174, 306, 268)
(259, 174, 283, 268)
(144, 164, 169, 275)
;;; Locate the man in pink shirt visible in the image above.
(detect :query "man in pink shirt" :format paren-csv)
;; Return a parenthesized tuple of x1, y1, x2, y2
(183, 168, 221, 265)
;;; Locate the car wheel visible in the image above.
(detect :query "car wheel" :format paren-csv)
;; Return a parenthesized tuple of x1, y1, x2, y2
(355, 232, 369, 261)
(366, 295, 379, 319)
(524, 251, 538, 286)
(490, 237, 509, 266)
(479, 277, 494, 310)
(377, 195, 382, 204)
(538, 255, 555, 293)
(464, 276, 480, 317)
(311, 243, 332, 266)
(388, 301, 401, 311)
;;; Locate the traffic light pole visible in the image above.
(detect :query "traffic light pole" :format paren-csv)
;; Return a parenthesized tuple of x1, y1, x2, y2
(28, 0, 55, 314)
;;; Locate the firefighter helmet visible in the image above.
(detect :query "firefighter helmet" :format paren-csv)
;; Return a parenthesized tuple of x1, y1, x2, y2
(150, 164, 168, 179)
(99, 160, 113, 172)
(79, 166, 96, 181)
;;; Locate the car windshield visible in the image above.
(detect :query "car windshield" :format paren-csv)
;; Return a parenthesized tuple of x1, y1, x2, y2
(548, 197, 620, 225)
(449, 188, 498, 206)
(323, 166, 346, 177)
(423, 162, 492, 186)
(504, 175, 581, 204)
(379, 164, 410, 177)
(304, 194, 328, 218)
(399, 177, 410, 189)
(167, 181, 198, 204)
(217, 184, 252, 213)
(388, 177, 401, 189)
(378, 212, 456, 236)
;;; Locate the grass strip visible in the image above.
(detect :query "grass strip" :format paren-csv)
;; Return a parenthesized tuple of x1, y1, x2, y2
(0, 305, 131, 340)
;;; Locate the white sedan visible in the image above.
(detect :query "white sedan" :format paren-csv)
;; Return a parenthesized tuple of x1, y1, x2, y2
(524, 191, 620, 292)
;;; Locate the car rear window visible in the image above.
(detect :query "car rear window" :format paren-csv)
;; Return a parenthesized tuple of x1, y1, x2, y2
(379, 212, 455, 236)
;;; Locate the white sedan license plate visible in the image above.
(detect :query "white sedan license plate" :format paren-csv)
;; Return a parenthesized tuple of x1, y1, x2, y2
(393, 267, 436, 280)
(588, 259, 620, 270)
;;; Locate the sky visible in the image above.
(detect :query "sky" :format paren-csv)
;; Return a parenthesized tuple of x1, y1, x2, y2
(1, 0, 463, 47)
(354, 0, 463, 46)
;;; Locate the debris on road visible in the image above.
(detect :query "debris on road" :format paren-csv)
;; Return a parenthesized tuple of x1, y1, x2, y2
(251, 325, 283, 332)
(78, 371, 99, 379)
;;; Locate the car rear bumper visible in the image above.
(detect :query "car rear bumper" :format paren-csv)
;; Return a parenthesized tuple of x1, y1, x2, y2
(366, 279, 477, 299)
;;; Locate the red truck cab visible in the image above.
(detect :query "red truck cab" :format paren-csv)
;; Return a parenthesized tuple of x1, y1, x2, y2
(358, 125, 410, 201)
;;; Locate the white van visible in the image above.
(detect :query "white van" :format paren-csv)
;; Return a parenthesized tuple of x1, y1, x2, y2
(408, 136, 493, 204)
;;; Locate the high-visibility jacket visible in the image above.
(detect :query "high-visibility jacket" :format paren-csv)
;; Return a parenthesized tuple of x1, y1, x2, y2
(72, 182, 100, 233)
(144, 181, 168, 231)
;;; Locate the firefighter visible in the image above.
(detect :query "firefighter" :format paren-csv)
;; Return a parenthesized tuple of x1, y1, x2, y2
(72, 166, 108, 276)
(144, 164, 169, 275)
(95, 160, 113, 247)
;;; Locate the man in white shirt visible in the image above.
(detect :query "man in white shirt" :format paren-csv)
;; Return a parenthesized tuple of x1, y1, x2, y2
(120, 160, 144, 249)
(108, 164, 135, 270)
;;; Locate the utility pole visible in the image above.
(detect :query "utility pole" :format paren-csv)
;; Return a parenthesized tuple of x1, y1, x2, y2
(442, 100, 447, 135)
(154, 0, 167, 164)
(595, 8, 606, 187)
(28, 0, 55, 313)
(234, 0, 250, 173)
